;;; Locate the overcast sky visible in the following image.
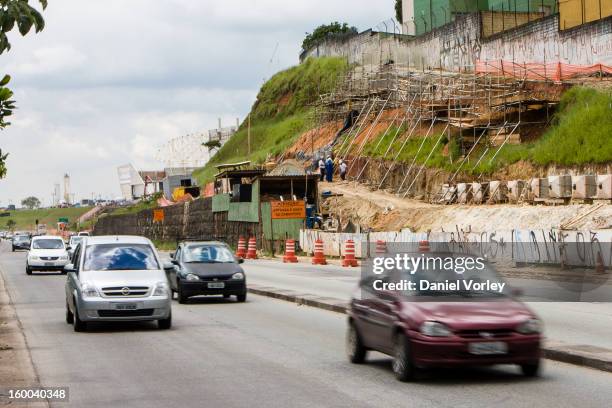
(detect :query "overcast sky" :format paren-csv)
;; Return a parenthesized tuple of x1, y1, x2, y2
(0, 0, 393, 206)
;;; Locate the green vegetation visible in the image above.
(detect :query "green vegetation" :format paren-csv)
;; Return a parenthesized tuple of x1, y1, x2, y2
(21, 196, 41, 209)
(194, 57, 349, 184)
(395, 0, 403, 24)
(1, 0, 48, 177)
(361, 86, 612, 176)
(301, 22, 357, 52)
(1, 207, 90, 231)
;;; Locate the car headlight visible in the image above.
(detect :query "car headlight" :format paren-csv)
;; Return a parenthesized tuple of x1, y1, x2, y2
(60, 255, 69, 260)
(420, 321, 452, 337)
(81, 283, 99, 298)
(185, 273, 200, 281)
(231, 272, 245, 280)
(517, 318, 541, 334)
(29, 255, 39, 261)
(153, 281, 169, 296)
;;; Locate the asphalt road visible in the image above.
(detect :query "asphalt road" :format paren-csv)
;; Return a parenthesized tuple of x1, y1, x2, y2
(241, 259, 612, 350)
(2, 242, 612, 408)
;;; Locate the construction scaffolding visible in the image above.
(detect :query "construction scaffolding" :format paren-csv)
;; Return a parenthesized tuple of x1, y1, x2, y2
(305, 62, 560, 201)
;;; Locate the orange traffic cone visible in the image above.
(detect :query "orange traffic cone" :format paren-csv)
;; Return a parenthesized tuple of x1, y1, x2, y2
(283, 239, 299, 263)
(246, 237, 258, 259)
(375, 240, 387, 255)
(312, 239, 327, 265)
(236, 236, 247, 258)
(418, 240, 430, 252)
(342, 239, 359, 267)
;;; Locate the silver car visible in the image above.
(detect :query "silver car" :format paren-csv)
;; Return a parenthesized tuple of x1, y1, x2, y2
(64, 235, 173, 332)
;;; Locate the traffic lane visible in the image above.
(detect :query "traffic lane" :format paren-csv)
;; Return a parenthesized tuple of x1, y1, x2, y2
(241, 259, 612, 350)
(2, 247, 612, 408)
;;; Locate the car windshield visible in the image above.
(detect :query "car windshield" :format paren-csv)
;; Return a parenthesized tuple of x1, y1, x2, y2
(15, 236, 29, 242)
(70, 237, 83, 245)
(83, 243, 160, 271)
(397, 253, 509, 299)
(32, 239, 63, 249)
(183, 245, 235, 263)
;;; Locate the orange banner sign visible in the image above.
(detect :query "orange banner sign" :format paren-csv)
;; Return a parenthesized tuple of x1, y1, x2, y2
(153, 209, 165, 222)
(270, 200, 305, 219)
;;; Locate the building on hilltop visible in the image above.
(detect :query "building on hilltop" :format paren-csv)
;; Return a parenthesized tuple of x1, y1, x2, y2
(401, 0, 558, 35)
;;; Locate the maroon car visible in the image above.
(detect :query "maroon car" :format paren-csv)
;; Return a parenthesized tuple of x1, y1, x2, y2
(347, 251, 542, 381)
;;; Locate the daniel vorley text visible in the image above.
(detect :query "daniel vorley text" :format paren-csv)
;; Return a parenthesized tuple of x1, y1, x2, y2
(373, 279, 506, 293)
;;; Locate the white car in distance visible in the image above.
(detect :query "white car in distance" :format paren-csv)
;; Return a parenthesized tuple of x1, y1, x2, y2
(26, 236, 70, 275)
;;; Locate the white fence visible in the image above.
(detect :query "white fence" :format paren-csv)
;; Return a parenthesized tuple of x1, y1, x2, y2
(300, 229, 612, 268)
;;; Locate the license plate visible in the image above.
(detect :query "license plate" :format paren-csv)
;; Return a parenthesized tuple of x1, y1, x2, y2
(44, 262, 54, 266)
(113, 303, 138, 310)
(469, 341, 508, 355)
(207, 282, 225, 289)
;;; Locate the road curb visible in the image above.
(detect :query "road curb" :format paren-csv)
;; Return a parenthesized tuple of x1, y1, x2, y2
(247, 285, 612, 374)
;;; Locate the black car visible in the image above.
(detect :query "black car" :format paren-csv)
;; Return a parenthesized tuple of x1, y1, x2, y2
(166, 241, 247, 304)
(12, 235, 31, 251)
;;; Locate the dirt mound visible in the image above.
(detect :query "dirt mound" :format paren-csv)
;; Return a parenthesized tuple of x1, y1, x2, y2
(287, 121, 342, 154)
(325, 182, 612, 232)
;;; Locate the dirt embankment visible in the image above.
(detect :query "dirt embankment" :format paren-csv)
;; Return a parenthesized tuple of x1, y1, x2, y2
(324, 182, 612, 232)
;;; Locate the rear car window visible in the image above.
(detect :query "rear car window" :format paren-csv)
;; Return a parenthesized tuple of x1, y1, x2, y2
(83, 243, 160, 271)
(32, 239, 63, 249)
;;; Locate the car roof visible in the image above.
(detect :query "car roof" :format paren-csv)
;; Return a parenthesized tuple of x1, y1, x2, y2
(32, 235, 63, 240)
(84, 235, 153, 246)
(181, 241, 228, 247)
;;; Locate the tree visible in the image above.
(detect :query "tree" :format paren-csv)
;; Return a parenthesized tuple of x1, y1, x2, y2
(395, 0, 403, 24)
(301, 22, 357, 51)
(0, 0, 47, 178)
(6, 218, 15, 231)
(21, 196, 41, 209)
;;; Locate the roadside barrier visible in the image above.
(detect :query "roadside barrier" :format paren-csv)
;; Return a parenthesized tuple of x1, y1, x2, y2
(246, 237, 258, 259)
(342, 240, 359, 267)
(236, 236, 247, 258)
(375, 240, 387, 255)
(311, 239, 327, 265)
(283, 239, 298, 263)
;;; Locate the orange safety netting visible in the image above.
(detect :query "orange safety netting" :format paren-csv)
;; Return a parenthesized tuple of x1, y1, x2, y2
(475, 60, 612, 82)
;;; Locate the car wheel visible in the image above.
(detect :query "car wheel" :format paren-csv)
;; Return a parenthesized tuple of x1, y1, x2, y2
(12, 247, 15, 252)
(392, 332, 415, 382)
(158, 311, 172, 330)
(177, 284, 188, 304)
(520, 361, 540, 377)
(169, 289, 175, 300)
(65, 302, 74, 324)
(72, 303, 87, 332)
(346, 322, 367, 364)
(236, 293, 247, 302)
(25, 264, 32, 275)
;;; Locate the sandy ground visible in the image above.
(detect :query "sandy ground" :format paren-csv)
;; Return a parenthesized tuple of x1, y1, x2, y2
(324, 181, 612, 232)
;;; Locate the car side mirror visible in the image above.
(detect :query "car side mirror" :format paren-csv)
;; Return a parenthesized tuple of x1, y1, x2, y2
(163, 262, 175, 271)
(169, 253, 174, 259)
(237, 257, 244, 264)
(66, 246, 72, 251)
(63, 264, 76, 273)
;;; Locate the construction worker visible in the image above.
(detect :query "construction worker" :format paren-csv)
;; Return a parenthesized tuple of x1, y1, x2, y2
(325, 156, 334, 182)
(318, 157, 326, 182)
(339, 159, 347, 181)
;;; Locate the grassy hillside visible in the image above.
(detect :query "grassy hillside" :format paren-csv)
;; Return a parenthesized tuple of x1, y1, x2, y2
(194, 57, 349, 184)
(0, 207, 91, 231)
(361, 86, 612, 175)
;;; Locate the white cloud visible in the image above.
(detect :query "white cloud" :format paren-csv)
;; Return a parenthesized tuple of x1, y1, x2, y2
(0, 0, 394, 205)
